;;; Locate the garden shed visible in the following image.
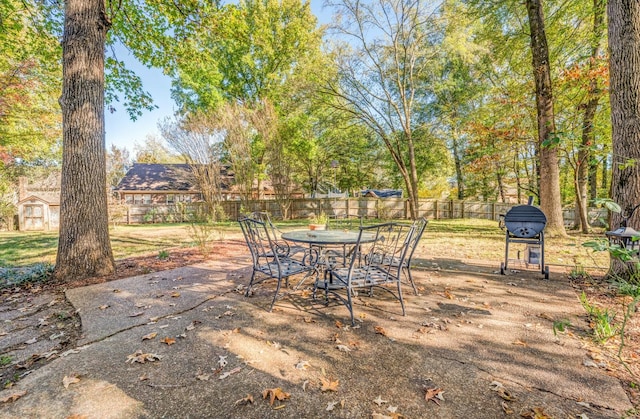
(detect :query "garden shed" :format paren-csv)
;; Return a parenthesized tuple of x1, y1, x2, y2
(17, 175, 61, 231)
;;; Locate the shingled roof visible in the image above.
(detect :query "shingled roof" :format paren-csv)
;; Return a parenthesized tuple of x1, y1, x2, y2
(115, 163, 198, 192)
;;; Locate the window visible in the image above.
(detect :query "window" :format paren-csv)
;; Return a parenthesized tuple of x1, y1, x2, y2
(166, 194, 175, 204)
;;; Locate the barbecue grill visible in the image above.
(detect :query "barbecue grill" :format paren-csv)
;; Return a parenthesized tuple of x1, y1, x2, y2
(499, 201, 549, 279)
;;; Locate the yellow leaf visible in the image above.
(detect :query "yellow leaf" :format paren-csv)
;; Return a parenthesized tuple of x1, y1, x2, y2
(320, 377, 339, 392)
(512, 339, 527, 347)
(234, 394, 254, 406)
(161, 337, 176, 346)
(261, 387, 290, 405)
(171, 292, 181, 298)
(335, 320, 344, 329)
(444, 289, 454, 299)
(62, 375, 80, 389)
(142, 332, 157, 341)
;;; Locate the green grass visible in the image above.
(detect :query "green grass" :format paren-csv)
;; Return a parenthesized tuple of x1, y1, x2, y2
(0, 219, 610, 273)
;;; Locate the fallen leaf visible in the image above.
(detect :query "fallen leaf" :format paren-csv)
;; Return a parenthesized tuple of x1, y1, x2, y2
(262, 387, 290, 405)
(24, 338, 37, 345)
(129, 311, 144, 317)
(512, 339, 527, 347)
(520, 407, 551, 419)
(126, 350, 162, 364)
(139, 374, 150, 381)
(335, 320, 344, 329)
(336, 345, 351, 352)
(62, 374, 80, 389)
(501, 401, 513, 414)
(160, 337, 176, 346)
(326, 401, 338, 411)
(373, 395, 388, 406)
(0, 390, 26, 403)
(374, 326, 387, 336)
(320, 377, 339, 392)
(219, 367, 241, 379)
(303, 317, 316, 323)
(444, 289, 454, 299)
(424, 387, 444, 405)
(218, 355, 228, 368)
(372, 414, 392, 419)
(302, 380, 309, 391)
(171, 292, 180, 298)
(196, 373, 210, 381)
(295, 360, 311, 370)
(99, 305, 109, 310)
(142, 332, 157, 341)
(234, 394, 254, 406)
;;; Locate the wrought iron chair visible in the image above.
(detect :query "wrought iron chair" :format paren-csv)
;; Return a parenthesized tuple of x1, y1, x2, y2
(315, 222, 415, 325)
(238, 216, 316, 311)
(380, 217, 427, 295)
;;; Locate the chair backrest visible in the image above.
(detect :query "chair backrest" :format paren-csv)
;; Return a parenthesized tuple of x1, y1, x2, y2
(238, 216, 277, 268)
(329, 214, 363, 230)
(406, 217, 428, 264)
(348, 222, 414, 278)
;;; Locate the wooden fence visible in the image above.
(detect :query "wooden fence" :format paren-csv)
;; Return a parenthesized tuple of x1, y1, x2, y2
(116, 197, 607, 227)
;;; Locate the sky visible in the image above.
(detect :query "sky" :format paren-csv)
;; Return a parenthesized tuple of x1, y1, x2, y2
(105, 1, 332, 158)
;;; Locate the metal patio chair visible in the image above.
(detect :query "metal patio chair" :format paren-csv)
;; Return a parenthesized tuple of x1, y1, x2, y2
(238, 216, 316, 311)
(380, 217, 427, 295)
(315, 222, 415, 325)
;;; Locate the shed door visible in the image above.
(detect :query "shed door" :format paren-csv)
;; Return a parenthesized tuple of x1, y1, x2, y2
(24, 204, 44, 230)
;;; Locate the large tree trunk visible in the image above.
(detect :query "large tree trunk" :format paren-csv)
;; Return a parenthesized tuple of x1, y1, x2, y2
(526, 0, 567, 236)
(575, 0, 606, 233)
(608, 0, 640, 276)
(55, 0, 115, 280)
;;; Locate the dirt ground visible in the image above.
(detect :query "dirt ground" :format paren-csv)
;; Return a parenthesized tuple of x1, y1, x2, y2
(1, 239, 639, 415)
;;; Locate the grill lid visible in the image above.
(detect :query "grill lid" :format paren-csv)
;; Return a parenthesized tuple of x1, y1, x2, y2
(504, 205, 547, 238)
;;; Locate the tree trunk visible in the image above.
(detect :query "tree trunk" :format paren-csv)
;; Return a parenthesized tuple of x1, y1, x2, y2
(55, 0, 115, 280)
(452, 135, 465, 200)
(575, 0, 606, 233)
(526, 0, 567, 236)
(608, 0, 640, 276)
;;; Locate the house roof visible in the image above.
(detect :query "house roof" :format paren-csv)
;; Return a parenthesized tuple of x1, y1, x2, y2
(115, 163, 199, 192)
(18, 193, 60, 206)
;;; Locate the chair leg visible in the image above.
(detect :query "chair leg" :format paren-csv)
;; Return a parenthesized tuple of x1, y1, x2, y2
(269, 277, 283, 312)
(347, 286, 355, 326)
(397, 280, 406, 316)
(245, 271, 257, 297)
(406, 267, 418, 295)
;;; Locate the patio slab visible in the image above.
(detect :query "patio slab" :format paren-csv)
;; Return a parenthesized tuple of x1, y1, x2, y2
(0, 255, 633, 418)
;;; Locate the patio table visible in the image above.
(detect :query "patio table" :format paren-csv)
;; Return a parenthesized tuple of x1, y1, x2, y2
(281, 229, 376, 288)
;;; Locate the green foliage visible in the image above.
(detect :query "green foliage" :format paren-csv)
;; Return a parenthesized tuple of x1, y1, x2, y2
(158, 250, 169, 260)
(0, 262, 54, 288)
(0, 355, 12, 366)
(579, 291, 619, 343)
(552, 319, 571, 336)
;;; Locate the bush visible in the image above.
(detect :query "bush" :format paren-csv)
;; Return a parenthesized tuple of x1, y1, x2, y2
(0, 262, 55, 288)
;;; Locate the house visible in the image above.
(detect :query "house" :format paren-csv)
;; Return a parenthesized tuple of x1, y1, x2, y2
(114, 163, 207, 204)
(17, 174, 60, 231)
(114, 163, 310, 203)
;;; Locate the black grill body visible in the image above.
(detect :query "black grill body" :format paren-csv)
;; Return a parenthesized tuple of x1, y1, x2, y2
(500, 204, 549, 279)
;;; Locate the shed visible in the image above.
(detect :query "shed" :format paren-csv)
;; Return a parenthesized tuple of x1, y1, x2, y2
(17, 193, 60, 231)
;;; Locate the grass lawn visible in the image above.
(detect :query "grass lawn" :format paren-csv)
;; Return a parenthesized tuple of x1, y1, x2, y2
(0, 219, 611, 275)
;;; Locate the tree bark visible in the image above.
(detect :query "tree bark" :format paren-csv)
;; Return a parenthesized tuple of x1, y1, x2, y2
(575, 0, 606, 233)
(525, 0, 567, 236)
(608, 0, 640, 276)
(55, 0, 115, 280)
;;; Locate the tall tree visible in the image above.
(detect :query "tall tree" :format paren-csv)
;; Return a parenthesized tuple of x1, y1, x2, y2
(608, 0, 640, 275)
(525, 0, 566, 236)
(55, 0, 115, 279)
(325, 0, 436, 219)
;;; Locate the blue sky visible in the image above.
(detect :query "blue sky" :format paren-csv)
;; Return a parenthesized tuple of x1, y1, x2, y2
(105, 1, 332, 158)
